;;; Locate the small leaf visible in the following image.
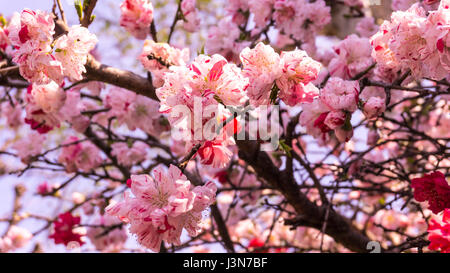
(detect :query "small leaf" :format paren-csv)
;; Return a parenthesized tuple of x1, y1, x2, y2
(279, 139, 292, 157)
(74, 0, 83, 20)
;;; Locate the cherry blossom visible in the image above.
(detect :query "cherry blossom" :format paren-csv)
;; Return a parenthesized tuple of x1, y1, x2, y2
(86, 214, 128, 252)
(427, 208, 450, 253)
(411, 171, 450, 214)
(119, 0, 154, 40)
(111, 142, 148, 167)
(54, 25, 98, 81)
(49, 212, 84, 246)
(0, 226, 32, 252)
(181, 0, 200, 32)
(106, 164, 217, 252)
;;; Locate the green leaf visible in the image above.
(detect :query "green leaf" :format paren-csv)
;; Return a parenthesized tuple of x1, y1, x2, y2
(0, 15, 7, 28)
(197, 44, 205, 55)
(74, 0, 83, 20)
(279, 139, 292, 157)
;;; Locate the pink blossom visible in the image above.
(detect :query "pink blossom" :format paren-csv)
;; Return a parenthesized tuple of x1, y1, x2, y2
(104, 87, 164, 136)
(240, 42, 281, 106)
(7, 9, 63, 84)
(225, 0, 249, 25)
(0, 226, 32, 252)
(328, 34, 373, 80)
(54, 25, 98, 81)
(425, 0, 450, 76)
(324, 111, 346, 130)
(7, 9, 54, 49)
(276, 49, 322, 105)
(12, 131, 45, 164)
(119, 0, 154, 40)
(319, 77, 359, 112)
(299, 99, 331, 142)
(197, 140, 233, 168)
(363, 97, 386, 119)
(139, 40, 189, 87)
(86, 214, 128, 252)
(111, 142, 148, 167)
(391, 0, 418, 11)
(206, 17, 250, 63)
(158, 54, 248, 109)
(248, 0, 274, 28)
(58, 136, 103, 173)
(29, 81, 66, 114)
(181, 0, 200, 32)
(0, 25, 10, 52)
(59, 89, 90, 133)
(1, 101, 22, 128)
(13, 48, 64, 85)
(106, 164, 217, 252)
(272, 0, 330, 42)
(277, 81, 319, 106)
(356, 17, 379, 38)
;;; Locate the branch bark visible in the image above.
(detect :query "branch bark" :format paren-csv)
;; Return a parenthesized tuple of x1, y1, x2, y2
(236, 139, 377, 253)
(84, 55, 158, 100)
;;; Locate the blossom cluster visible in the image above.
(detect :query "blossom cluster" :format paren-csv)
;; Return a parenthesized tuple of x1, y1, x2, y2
(371, 1, 450, 80)
(156, 53, 248, 168)
(7, 9, 98, 84)
(58, 136, 103, 173)
(106, 164, 217, 252)
(299, 77, 361, 143)
(241, 42, 322, 107)
(103, 87, 169, 137)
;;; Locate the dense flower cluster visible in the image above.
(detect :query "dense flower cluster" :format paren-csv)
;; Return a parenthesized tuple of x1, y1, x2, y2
(156, 54, 248, 167)
(1, 1, 450, 254)
(371, 1, 450, 80)
(106, 165, 217, 252)
(299, 77, 359, 143)
(7, 9, 97, 85)
(240, 42, 321, 106)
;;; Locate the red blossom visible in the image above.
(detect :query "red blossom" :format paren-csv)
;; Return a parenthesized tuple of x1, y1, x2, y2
(411, 171, 450, 214)
(49, 212, 84, 246)
(427, 209, 450, 253)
